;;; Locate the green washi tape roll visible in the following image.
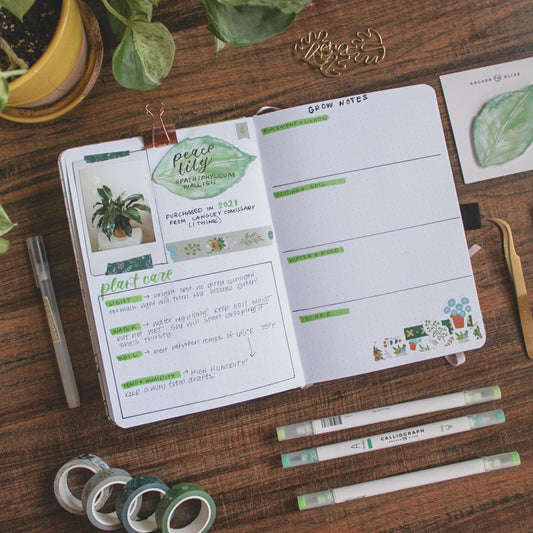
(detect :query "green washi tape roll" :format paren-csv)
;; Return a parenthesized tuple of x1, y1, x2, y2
(82, 468, 141, 531)
(116, 475, 169, 533)
(155, 483, 216, 533)
(53, 454, 110, 515)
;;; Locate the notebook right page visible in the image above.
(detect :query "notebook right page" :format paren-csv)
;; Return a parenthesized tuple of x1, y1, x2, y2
(252, 84, 486, 385)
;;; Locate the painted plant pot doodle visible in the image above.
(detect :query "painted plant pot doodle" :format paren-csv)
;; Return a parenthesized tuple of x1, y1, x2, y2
(374, 296, 483, 361)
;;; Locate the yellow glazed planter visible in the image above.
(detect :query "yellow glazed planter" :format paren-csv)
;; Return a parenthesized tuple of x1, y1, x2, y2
(1, 0, 103, 122)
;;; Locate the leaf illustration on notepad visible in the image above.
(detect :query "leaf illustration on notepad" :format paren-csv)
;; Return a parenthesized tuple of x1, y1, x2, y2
(153, 136, 256, 199)
(472, 85, 533, 167)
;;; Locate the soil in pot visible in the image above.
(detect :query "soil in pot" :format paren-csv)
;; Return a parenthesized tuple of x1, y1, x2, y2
(0, 0, 61, 71)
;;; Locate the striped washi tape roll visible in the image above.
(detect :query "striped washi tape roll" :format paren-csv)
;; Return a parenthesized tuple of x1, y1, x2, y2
(155, 483, 216, 533)
(115, 475, 170, 533)
(82, 467, 141, 531)
(53, 454, 109, 515)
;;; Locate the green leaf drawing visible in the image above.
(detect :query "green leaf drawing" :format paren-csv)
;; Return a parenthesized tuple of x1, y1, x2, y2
(112, 20, 175, 91)
(153, 136, 256, 199)
(472, 85, 533, 167)
(201, 0, 310, 45)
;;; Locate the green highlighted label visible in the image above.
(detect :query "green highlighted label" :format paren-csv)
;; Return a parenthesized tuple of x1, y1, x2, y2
(121, 371, 182, 389)
(110, 323, 141, 335)
(367, 438, 373, 449)
(105, 295, 143, 307)
(300, 308, 350, 323)
(274, 178, 345, 199)
(261, 115, 328, 135)
(288, 247, 344, 264)
(117, 351, 143, 362)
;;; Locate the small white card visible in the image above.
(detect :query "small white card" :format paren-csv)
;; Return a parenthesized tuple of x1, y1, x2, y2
(440, 57, 533, 184)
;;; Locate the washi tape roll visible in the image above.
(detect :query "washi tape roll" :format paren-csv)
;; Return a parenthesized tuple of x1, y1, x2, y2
(155, 483, 216, 533)
(82, 467, 141, 531)
(116, 475, 169, 533)
(53, 454, 109, 515)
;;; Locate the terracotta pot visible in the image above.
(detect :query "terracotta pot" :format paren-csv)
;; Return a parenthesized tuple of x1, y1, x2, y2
(1, 0, 102, 122)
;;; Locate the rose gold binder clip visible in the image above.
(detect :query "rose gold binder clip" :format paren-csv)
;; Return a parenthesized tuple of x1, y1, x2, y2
(142, 101, 177, 148)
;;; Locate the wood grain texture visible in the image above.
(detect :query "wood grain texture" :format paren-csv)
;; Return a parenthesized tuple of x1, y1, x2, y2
(0, 1, 532, 531)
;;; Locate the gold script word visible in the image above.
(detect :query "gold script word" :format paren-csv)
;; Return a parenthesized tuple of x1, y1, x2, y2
(294, 29, 386, 78)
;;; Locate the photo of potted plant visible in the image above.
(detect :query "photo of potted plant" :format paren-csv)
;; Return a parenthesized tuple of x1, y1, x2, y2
(92, 185, 151, 251)
(0, 0, 103, 122)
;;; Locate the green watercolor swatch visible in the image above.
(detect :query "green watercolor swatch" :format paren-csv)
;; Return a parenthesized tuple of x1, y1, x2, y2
(121, 371, 182, 389)
(299, 308, 350, 323)
(110, 323, 141, 335)
(274, 178, 345, 199)
(261, 115, 328, 135)
(105, 295, 143, 307)
(287, 247, 344, 264)
(117, 351, 143, 361)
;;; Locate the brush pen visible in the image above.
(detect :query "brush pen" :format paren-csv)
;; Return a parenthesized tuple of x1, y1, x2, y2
(27, 236, 80, 408)
(281, 410, 505, 467)
(277, 386, 501, 441)
(297, 451, 520, 509)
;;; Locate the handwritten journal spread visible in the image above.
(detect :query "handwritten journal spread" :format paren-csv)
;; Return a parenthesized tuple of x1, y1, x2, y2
(58, 84, 485, 428)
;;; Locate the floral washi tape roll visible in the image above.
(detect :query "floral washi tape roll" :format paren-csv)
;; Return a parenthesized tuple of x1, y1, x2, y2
(82, 467, 141, 531)
(155, 482, 216, 533)
(115, 475, 169, 533)
(53, 454, 110, 515)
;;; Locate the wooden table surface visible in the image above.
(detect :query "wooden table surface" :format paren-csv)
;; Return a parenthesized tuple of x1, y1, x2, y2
(1, 1, 532, 531)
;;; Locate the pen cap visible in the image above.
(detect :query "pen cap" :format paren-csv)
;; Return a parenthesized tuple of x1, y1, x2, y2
(297, 490, 334, 510)
(483, 452, 521, 471)
(26, 235, 51, 285)
(468, 409, 505, 429)
(277, 421, 313, 441)
(281, 448, 318, 468)
(464, 386, 501, 405)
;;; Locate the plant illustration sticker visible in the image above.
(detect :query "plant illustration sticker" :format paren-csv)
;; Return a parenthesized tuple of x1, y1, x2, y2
(153, 136, 256, 199)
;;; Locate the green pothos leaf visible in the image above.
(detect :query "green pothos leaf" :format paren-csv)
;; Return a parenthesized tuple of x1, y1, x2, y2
(216, 0, 311, 13)
(153, 136, 256, 199)
(201, 0, 307, 45)
(0, 203, 16, 254)
(472, 85, 533, 167)
(0, 0, 34, 20)
(112, 20, 175, 90)
(0, 78, 8, 113)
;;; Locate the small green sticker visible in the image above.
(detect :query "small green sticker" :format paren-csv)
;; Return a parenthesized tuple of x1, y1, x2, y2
(117, 351, 143, 361)
(367, 438, 373, 449)
(121, 371, 182, 389)
(261, 115, 328, 135)
(110, 323, 141, 335)
(287, 247, 344, 264)
(105, 295, 143, 307)
(274, 178, 345, 199)
(299, 308, 350, 323)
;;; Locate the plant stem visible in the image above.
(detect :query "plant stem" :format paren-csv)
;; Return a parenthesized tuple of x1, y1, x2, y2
(0, 36, 29, 71)
(100, 0, 128, 25)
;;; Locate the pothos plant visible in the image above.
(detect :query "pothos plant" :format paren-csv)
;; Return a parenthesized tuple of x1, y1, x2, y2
(1, 0, 311, 106)
(107, 0, 312, 90)
(0, 202, 16, 254)
(0, 0, 34, 111)
(92, 185, 151, 240)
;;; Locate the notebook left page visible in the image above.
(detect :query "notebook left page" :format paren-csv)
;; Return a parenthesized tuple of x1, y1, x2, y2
(58, 118, 304, 428)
